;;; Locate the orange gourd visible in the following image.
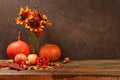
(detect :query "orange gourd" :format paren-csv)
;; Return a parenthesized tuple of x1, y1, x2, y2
(39, 44, 61, 61)
(7, 32, 30, 59)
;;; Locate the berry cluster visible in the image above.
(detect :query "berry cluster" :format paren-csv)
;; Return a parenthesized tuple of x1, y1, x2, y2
(35, 57, 50, 69)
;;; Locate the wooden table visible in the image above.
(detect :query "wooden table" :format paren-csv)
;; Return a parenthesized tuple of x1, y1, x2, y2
(0, 60, 120, 80)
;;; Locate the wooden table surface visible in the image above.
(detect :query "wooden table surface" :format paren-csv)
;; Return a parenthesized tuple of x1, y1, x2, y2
(0, 60, 120, 80)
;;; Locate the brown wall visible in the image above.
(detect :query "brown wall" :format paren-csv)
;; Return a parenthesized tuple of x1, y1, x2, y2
(0, 0, 120, 60)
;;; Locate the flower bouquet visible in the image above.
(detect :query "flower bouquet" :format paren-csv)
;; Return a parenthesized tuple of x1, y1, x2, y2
(16, 6, 52, 54)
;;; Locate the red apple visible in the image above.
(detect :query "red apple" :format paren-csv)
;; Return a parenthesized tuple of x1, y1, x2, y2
(28, 54, 38, 64)
(14, 54, 27, 64)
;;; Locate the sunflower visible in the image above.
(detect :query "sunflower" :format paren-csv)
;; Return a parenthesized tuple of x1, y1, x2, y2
(34, 11, 52, 26)
(16, 6, 33, 25)
(25, 16, 44, 34)
(25, 13, 52, 35)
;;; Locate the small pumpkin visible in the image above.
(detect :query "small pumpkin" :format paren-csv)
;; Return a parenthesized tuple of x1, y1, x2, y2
(7, 32, 30, 59)
(39, 44, 61, 61)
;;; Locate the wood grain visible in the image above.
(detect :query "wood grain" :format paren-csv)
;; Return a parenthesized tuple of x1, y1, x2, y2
(0, 75, 119, 80)
(0, 60, 120, 80)
(1, 60, 120, 76)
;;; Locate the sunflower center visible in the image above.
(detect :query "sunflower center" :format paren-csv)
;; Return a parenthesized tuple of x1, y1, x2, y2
(20, 14, 26, 20)
(33, 21, 39, 27)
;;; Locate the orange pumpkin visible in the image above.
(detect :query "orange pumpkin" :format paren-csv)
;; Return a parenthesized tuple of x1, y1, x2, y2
(7, 32, 30, 59)
(39, 44, 61, 61)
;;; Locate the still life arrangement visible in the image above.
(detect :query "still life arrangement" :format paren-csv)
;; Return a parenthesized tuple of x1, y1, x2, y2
(0, 6, 70, 71)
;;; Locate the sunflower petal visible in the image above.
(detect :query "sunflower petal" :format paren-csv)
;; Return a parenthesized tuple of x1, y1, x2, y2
(20, 7, 24, 14)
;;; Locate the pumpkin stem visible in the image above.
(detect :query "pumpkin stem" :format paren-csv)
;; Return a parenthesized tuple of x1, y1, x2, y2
(18, 31, 22, 41)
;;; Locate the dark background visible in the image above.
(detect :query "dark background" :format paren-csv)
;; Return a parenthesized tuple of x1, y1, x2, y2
(0, 0, 120, 60)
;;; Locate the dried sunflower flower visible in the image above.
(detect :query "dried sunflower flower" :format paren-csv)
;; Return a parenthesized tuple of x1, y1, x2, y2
(16, 6, 33, 25)
(16, 6, 52, 54)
